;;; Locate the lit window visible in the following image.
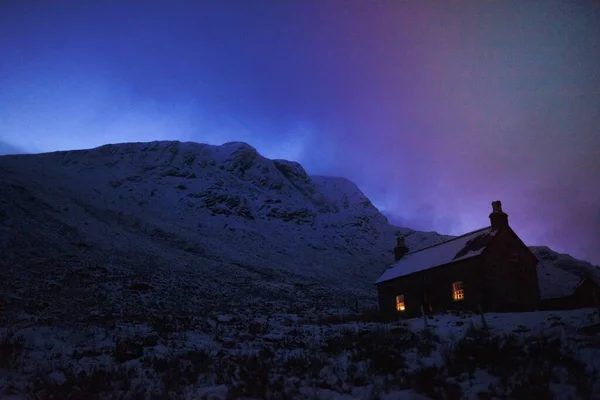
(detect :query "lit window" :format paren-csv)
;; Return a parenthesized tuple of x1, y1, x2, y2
(395, 295, 406, 311)
(452, 281, 464, 301)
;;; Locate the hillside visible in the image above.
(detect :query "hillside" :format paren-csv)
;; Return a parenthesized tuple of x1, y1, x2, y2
(531, 246, 598, 300)
(0, 141, 449, 323)
(1, 140, 599, 399)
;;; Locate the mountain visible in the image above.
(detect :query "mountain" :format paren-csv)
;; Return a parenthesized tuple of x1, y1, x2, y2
(0, 140, 450, 324)
(532, 246, 600, 299)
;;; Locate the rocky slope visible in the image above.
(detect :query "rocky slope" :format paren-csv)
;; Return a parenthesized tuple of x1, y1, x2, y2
(532, 246, 600, 299)
(0, 140, 450, 325)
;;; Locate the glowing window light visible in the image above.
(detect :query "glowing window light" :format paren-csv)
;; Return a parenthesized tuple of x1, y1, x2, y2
(396, 294, 406, 311)
(453, 281, 465, 301)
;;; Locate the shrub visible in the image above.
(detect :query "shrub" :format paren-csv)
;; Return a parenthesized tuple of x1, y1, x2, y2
(509, 375, 553, 399)
(314, 310, 399, 325)
(322, 325, 414, 375)
(151, 316, 178, 333)
(64, 368, 118, 399)
(411, 366, 463, 400)
(442, 328, 594, 398)
(281, 352, 324, 378)
(186, 348, 213, 374)
(129, 282, 152, 292)
(114, 337, 145, 363)
(227, 347, 274, 399)
(0, 330, 25, 369)
(416, 328, 440, 357)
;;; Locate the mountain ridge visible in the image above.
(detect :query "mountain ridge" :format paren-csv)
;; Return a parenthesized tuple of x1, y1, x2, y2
(0, 140, 450, 324)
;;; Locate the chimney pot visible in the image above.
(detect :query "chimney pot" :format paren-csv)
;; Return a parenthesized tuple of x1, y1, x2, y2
(489, 200, 509, 230)
(397, 236, 405, 247)
(394, 235, 409, 261)
(491, 201, 503, 213)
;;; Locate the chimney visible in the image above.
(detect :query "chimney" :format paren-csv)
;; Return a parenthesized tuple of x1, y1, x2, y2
(394, 235, 409, 261)
(489, 200, 509, 230)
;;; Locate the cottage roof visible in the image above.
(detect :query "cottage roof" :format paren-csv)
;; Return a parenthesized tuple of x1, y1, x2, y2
(376, 226, 496, 284)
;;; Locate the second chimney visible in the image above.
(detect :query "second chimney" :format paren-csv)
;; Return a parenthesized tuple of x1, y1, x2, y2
(394, 236, 409, 261)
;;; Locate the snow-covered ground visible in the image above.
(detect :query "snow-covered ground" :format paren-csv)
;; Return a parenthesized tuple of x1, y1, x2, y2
(1, 308, 599, 399)
(0, 140, 599, 398)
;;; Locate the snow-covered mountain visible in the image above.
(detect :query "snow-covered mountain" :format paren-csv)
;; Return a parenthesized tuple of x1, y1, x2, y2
(0, 140, 450, 323)
(532, 246, 600, 299)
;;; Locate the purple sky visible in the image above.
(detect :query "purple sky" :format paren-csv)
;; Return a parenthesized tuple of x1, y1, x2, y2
(1, 1, 599, 264)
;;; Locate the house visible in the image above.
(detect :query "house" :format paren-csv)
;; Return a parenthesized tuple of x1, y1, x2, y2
(375, 201, 541, 317)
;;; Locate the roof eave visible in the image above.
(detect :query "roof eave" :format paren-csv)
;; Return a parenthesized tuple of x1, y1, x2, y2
(375, 253, 485, 285)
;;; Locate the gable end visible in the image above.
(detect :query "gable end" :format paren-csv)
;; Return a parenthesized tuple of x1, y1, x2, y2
(505, 226, 538, 264)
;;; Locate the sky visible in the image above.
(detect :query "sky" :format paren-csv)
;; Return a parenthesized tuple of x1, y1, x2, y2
(1, 0, 599, 264)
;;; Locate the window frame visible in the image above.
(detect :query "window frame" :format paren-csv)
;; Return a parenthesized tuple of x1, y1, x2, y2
(452, 281, 465, 301)
(395, 294, 406, 312)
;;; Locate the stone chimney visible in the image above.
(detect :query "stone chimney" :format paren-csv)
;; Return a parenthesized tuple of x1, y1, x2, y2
(489, 200, 509, 230)
(394, 235, 409, 261)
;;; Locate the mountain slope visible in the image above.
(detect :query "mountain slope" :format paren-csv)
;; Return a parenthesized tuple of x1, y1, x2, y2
(0, 140, 449, 323)
(532, 246, 600, 299)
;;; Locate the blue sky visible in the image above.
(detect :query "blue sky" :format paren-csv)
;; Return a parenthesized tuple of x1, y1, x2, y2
(1, 0, 600, 263)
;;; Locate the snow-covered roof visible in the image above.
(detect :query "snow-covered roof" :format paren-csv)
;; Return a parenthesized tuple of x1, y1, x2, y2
(376, 227, 495, 284)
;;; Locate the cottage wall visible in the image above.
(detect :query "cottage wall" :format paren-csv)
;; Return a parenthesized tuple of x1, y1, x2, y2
(572, 279, 599, 308)
(377, 258, 485, 318)
(539, 296, 575, 311)
(481, 229, 540, 312)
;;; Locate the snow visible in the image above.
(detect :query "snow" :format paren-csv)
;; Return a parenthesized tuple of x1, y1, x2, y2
(406, 308, 596, 337)
(2, 307, 597, 398)
(532, 245, 600, 299)
(537, 256, 583, 299)
(1, 140, 600, 398)
(376, 227, 493, 283)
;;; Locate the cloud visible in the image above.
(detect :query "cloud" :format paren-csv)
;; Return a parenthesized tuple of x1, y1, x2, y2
(0, 75, 199, 154)
(0, 140, 25, 155)
(1, 0, 599, 264)
(0, 72, 317, 165)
